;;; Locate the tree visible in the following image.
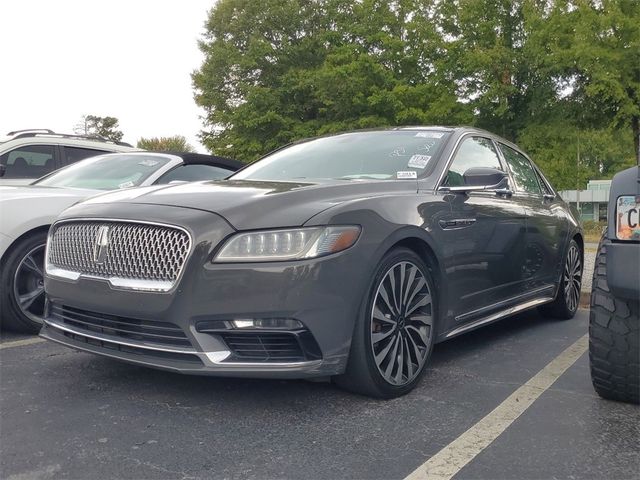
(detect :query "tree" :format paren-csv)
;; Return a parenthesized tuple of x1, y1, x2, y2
(193, 0, 638, 184)
(74, 115, 124, 142)
(531, 0, 640, 159)
(193, 0, 471, 161)
(137, 136, 195, 152)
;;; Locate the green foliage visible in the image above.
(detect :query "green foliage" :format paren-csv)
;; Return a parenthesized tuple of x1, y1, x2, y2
(137, 136, 195, 152)
(582, 220, 606, 241)
(75, 115, 124, 142)
(193, 0, 639, 186)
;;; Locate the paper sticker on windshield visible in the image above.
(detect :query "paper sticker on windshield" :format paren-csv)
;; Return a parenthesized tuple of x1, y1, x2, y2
(138, 159, 159, 167)
(396, 171, 417, 179)
(119, 181, 135, 189)
(407, 154, 431, 169)
(415, 132, 444, 138)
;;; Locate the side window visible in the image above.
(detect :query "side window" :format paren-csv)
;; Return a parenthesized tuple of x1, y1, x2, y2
(63, 147, 108, 165)
(534, 168, 554, 196)
(155, 164, 234, 184)
(499, 144, 541, 194)
(0, 144, 56, 178)
(444, 136, 503, 186)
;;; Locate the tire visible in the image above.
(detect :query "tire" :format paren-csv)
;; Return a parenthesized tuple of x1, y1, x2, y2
(589, 238, 640, 404)
(538, 238, 582, 320)
(334, 247, 437, 398)
(0, 231, 48, 333)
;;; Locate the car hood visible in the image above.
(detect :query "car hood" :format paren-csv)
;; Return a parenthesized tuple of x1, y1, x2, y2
(0, 186, 101, 238)
(0, 185, 100, 201)
(78, 179, 417, 229)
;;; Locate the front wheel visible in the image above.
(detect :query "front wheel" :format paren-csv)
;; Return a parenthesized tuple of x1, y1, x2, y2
(0, 231, 48, 333)
(334, 247, 437, 398)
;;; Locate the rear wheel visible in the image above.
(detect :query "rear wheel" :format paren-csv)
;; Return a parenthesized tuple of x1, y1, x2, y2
(0, 231, 48, 333)
(589, 239, 639, 404)
(334, 247, 436, 398)
(539, 239, 582, 319)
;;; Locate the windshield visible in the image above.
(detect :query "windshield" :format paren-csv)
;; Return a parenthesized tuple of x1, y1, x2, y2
(34, 154, 172, 190)
(231, 130, 450, 181)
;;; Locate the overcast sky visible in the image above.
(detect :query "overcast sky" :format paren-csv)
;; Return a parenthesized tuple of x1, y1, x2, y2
(0, 0, 214, 152)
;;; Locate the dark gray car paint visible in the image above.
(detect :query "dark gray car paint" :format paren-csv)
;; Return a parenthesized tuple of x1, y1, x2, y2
(604, 165, 640, 299)
(42, 127, 583, 378)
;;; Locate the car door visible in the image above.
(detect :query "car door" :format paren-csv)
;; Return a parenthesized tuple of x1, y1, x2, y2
(498, 143, 567, 293)
(433, 135, 528, 326)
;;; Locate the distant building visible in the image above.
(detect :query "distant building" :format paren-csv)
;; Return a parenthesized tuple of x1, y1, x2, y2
(559, 179, 611, 222)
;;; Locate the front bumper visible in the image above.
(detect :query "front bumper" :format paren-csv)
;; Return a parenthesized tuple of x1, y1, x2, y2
(42, 204, 369, 378)
(605, 238, 640, 301)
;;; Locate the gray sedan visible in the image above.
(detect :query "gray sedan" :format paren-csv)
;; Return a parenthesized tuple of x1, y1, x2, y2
(41, 127, 583, 398)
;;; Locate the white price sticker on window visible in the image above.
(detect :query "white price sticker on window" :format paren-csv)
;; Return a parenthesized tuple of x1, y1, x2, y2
(396, 171, 417, 179)
(407, 154, 431, 169)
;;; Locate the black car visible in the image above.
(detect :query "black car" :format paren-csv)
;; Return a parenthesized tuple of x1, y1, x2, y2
(42, 127, 583, 398)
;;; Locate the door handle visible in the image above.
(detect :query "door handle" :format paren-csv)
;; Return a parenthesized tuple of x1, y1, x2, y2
(439, 218, 476, 229)
(543, 194, 555, 201)
(495, 188, 513, 197)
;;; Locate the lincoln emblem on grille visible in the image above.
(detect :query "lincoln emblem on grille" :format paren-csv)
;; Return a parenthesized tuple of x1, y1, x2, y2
(92, 225, 110, 265)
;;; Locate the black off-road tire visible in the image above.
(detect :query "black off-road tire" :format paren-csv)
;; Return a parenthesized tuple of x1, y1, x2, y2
(334, 247, 437, 398)
(0, 231, 48, 334)
(539, 239, 582, 320)
(589, 238, 640, 404)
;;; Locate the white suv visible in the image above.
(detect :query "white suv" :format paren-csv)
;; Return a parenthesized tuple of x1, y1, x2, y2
(0, 129, 139, 185)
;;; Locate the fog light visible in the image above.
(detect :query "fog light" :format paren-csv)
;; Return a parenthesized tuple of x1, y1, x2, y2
(196, 318, 303, 333)
(232, 318, 302, 329)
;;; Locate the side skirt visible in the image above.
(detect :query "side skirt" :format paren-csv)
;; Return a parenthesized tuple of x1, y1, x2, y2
(441, 295, 555, 340)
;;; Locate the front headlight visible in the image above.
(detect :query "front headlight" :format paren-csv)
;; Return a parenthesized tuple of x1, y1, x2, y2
(213, 226, 361, 262)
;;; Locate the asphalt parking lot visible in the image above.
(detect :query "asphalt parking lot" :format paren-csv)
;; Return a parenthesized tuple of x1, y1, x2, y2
(1, 306, 638, 480)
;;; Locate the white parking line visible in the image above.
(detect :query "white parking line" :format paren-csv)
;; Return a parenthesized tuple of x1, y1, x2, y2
(0, 337, 46, 349)
(405, 334, 589, 480)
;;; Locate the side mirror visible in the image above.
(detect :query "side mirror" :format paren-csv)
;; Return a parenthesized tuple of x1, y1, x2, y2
(463, 167, 508, 187)
(0, 164, 6, 178)
(439, 167, 510, 194)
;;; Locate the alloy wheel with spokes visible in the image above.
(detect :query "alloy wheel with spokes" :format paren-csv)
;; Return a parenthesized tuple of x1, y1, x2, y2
(564, 243, 582, 313)
(13, 243, 47, 324)
(370, 261, 433, 387)
(1, 231, 49, 333)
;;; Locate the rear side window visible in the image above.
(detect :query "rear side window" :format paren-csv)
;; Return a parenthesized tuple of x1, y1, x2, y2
(0, 144, 56, 178)
(444, 136, 503, 186)
(155, 164, 235, 184)
(63, 146, 108, 165)
(499, 144, 541, 194)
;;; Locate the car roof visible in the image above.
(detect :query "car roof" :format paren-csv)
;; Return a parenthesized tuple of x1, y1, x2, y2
(95, 151, 244, 171)
(168, 152, 244, 171)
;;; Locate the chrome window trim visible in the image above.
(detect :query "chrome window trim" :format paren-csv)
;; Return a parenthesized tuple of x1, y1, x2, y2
(434, 132, 511, 192)
(45, 217, 193, 293)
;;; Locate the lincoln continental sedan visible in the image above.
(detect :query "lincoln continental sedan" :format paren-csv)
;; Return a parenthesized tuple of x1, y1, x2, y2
(41, 127, 583, 398)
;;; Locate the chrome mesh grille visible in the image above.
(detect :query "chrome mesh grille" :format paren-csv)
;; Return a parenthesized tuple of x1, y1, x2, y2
(48, 221, 191, 284)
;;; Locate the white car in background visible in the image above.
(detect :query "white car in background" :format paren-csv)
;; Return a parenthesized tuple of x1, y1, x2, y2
(0, 151, 242, 333)
(0, 129, 139, 185)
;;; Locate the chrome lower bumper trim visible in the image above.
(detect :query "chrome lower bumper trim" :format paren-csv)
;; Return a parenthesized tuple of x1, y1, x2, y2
(43, 317, 196, 354)
(43, 319, 322, 370)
